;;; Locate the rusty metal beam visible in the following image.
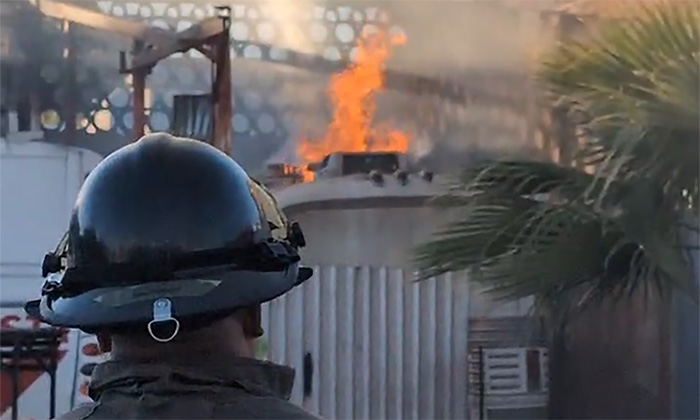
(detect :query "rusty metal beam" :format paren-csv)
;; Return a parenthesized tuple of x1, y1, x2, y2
(195, 45, 217, 62)
(211, 31, 232, 155)
(64, 20, 76, 143)
(128, 17, 226, 71)
(132, 69, 147, 140)
(28, 0, 172, 44)
(181, 17, 228, 43)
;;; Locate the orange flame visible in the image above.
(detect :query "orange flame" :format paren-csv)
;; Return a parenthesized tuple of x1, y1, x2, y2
(297, 30, 409, 182)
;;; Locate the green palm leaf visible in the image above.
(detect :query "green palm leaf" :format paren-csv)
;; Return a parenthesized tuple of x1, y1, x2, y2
(415, 159, 698, 309)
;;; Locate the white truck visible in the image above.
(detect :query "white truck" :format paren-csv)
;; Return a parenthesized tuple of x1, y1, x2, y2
(0, 133, 105, 419)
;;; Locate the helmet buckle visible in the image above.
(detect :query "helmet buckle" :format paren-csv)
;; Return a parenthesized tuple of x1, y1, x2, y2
(288, 222, 307, 248)
(42, 252, 63, 277)
(263, 241, 289, 259)
(147, 298, 180, 343)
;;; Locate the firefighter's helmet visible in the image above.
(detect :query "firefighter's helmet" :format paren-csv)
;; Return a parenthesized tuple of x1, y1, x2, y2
(25, 133, 311, 340)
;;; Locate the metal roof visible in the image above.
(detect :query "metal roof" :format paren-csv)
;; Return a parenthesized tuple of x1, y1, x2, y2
(272, 173, 444, 213)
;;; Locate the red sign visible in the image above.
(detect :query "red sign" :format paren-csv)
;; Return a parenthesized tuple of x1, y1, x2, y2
(0, 313, 68, 416)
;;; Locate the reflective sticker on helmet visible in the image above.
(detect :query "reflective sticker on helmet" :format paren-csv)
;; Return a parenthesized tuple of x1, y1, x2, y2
(248, 179, 289, 241)
(92, 279, 221, 307)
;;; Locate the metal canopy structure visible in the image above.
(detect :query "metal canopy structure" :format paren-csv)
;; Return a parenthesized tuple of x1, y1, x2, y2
(27, 0, 501, 158)
(118, 11, 233, 154)
(30, 0, 233, 154)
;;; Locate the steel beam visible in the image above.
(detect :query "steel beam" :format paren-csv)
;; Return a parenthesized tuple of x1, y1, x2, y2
(28, 0, 172, 44)
(132, 69, 147, 140)
(128, 17, 226, 71)
(212, 31, 232, 154)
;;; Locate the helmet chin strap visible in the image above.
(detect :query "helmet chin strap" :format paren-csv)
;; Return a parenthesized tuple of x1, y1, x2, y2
(147, 298, 180, 343)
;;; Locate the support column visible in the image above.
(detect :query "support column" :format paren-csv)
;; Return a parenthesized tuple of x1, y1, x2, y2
(132, 69, 147, 140)
(212, 21, 232, 155)
(130, 39, 148, 141)
(64, 20, 77, 144)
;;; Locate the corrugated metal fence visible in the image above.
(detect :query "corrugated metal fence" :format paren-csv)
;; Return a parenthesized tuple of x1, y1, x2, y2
(261, 265, 470, 419)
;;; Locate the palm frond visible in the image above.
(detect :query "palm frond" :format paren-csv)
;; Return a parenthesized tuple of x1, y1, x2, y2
(433, 160, 595, 205)
(538, 1, 700, 210)
(415, 160, 698, 309)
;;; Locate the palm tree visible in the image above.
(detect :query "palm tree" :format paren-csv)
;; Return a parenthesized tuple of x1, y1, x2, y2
(414, 2, 698, 415)
(417, 0, 698, 311)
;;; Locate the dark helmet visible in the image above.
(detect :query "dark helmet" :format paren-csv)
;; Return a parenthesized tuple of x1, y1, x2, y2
(25, 133, 311, 340)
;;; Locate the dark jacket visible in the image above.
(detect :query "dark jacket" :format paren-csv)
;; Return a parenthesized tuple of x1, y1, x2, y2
(57, 356, 319, 419)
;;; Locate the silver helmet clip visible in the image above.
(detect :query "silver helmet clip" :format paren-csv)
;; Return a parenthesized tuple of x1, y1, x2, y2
(147, 298, 180, 343)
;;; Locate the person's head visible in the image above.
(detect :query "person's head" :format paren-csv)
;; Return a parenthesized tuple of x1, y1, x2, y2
(26, 133, 311, 358)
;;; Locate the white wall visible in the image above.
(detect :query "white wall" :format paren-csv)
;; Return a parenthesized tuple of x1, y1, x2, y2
(0, 141, 101, 303)
(292, 205, 451, 269)
(287, 200, 534, 317)
(273, 182, 537, 419)
(0, 141, 102, 419)
(262, 265, 470, 419)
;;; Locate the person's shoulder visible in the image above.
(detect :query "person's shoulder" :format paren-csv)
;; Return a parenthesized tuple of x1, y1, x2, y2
(271, 400, 321, 420)
(218, 396, 321, 419)
(53, 396, 321, 420)
(53, 402, 100, 420)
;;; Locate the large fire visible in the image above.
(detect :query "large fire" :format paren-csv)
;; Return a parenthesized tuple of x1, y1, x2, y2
(297, 29, 409, 182)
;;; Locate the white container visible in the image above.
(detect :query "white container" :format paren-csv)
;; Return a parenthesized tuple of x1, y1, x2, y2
(0, 139, 103, 419)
